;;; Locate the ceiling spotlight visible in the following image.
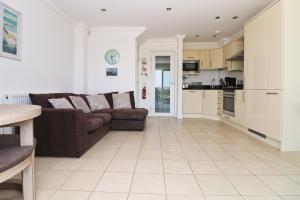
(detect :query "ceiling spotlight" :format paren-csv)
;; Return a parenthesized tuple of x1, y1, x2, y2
(212, 34, 217, 38)
(195, 35, 199, 38)
(101, 8, 107, 12)
(233, 16, 238, 19)
(215, 30, 221, 34)
(166, 7, 172, 11)
(215, 16, 221, 20)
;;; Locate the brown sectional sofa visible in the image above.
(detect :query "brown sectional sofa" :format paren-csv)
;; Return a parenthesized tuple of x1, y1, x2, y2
(29, 92, 148, 158)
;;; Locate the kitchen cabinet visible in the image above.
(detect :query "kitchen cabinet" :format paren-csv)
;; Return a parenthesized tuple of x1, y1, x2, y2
(182, 90, 203, 114)
(199, 50, 210, 69)
(183, 50, 200, 61)
(235, 90, 246, 126)
(209, 48, 224, 69)
(244, 1, 282, 90)
(245, 90, 282, 140)
(224, 40, 244, 61)
(227, 61, 244, 71)
(203, 90, 218, 116)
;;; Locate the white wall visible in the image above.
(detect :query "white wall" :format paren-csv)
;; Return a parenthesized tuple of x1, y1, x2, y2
(87, 27, 145, 94)
(138, 38, 178, 111)
(281, 0, 300, 151)
(0, 0, 74, 95)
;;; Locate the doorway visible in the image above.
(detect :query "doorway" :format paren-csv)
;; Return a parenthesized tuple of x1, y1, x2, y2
(151, 52, 175, 116)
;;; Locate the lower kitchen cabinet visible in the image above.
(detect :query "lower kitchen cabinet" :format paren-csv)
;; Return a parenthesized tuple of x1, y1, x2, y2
(183, 90, 203, 114)
(245, 90, 282, 141)
(203, 90, 218, 116)
(235, 90, 246, 126)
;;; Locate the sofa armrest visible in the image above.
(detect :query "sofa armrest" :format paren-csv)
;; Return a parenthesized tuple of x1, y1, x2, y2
(34, 108, 87, 157)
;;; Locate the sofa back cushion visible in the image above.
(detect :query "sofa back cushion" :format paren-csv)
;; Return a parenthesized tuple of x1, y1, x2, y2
(113, 93, 132, 109)
(127, 91, 136, 109)
(70, 96, 91, 113)
(86, 95, 110, 111)
(99, 92, 118, 108)
(29, 93, 54, 108)
(48, 98, 74, 109)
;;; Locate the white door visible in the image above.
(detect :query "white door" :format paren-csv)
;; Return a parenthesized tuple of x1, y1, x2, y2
(151, 52, 175, 116)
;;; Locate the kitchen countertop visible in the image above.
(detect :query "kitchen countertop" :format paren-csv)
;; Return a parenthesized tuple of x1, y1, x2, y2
(182, 85, 244, 90)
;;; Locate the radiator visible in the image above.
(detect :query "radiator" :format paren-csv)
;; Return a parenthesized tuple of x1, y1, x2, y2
(0, 94, 31, 134)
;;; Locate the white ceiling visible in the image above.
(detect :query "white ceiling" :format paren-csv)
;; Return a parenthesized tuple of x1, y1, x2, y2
(50, 0, 275, 42)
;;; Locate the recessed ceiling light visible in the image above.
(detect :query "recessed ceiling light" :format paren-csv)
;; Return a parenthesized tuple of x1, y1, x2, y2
(215, 16, 221, 20)
(212, 34, 217, 38)
(215, 30, 221, 34)
(166, 7, 172, 11)
(195, 35, 199, 38)
(233, 16, 238, 19)
(101, 8, 107, 12)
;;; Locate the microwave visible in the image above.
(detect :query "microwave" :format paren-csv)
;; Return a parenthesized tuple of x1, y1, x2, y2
(183, 60, 200, 73)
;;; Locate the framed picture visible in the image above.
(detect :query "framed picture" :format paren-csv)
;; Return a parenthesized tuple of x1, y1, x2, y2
(0, 2, 22, 60)
(106, 68, 118, 77)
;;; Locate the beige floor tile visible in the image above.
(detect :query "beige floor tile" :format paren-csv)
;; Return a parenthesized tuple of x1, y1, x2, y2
(196, 175, 239, 195)
(88, 192, 128, 200)
(163, 160, 192, 174)
(230, 152, 262, 162)
(251, 152, 286, 162)
(52, 158, 86, 171)
(259, 176, 300, 195)
(141, 142, 161, 150)
(90, 148, 118, 159)
(189, 161, 222, 175)
(162, 151, 187, 161)
(200, 144, 224, 152)
(281, 196, 300, 200)
(78, 158, 111, 171)
(242, 162, 282, 175)
(36, 170, 73, 190)
(268, 162, 300, 174)
(216, 161, 252, 175)
(94, 172, 133, 193)
(106, 159, 137, 173)
(139, 150, 162, 160)
(36, 189, 56, 200)
(115, 150, 139, 159)
(128, 194, 166, 200)
(49, 191, 90, 200)
(62, 171, 103, 191)
(227, 176, 275, 195)
(206, 151, 236, 161)
(242, 196, 282, 200)
(165, 174, 202, 195)
(167, 195, 205, 200)
(288, 175, 300, 184)
(220, 144, 244, 152)
(205, 196, 243, 200)
(184, 151, 211, 161)
(130, 173, 165, 194)
(196, 138, 216, 144)
(35, 158, 62, 170)
(135, 159, 163, 173)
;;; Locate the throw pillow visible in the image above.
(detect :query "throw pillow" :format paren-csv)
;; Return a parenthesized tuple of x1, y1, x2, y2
(48, 98, 74, 109)
(112, 93, 132, 109)
(70, 96, 91, 113)
(86, 95, 110, 111)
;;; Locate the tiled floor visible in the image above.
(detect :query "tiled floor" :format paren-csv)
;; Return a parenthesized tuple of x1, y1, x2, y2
(35, 117, 300, 200)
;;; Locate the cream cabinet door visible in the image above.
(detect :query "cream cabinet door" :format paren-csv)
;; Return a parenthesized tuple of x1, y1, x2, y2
(199, 50, 210, 69)
(266, 91, 282, 140)
(235, 90, 246, 126)
(244, 12, 268, 90)
(209, 48, 224, 69)
(183, 50, 200, 60)
(183, 90, 203, 114)
(266, 1, 283, 90)
(203, 90, 218, 116)
(245, 90, 268, 134)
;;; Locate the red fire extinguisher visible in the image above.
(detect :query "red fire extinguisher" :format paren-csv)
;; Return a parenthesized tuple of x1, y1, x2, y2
(142, 87, 146, 99)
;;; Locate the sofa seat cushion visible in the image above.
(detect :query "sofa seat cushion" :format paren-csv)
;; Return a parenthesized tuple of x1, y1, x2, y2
(93, 108, 114, 114)
(112, 108, 148, 121)
(87, 113, 112, 124)
(0, 146, 34, 173)
(86, 118, 104, 133)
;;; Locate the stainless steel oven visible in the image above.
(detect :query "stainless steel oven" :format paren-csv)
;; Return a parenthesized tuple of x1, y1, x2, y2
(223, 90, 235, 117)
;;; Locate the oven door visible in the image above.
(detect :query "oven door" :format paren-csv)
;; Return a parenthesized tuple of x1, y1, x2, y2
(223, 92, 235, 117)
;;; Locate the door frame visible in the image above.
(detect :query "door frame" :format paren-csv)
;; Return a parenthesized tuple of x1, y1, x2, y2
(150, 51, 176, 116)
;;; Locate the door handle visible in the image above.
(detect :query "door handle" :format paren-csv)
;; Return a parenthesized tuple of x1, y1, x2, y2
(266, 92, 279, 95)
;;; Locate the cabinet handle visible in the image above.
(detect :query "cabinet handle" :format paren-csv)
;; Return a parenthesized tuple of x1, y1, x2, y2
(242, 91, 245, 102)
(266, 92, 279, 95)
(203, 91, 206, 98)
(187, 57, 194, 59)
(189, 91, 196, 93)
(210, 60, 212, 68)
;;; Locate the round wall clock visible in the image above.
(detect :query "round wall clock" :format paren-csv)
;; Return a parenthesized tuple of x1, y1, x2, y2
(104, 49, 120, 65)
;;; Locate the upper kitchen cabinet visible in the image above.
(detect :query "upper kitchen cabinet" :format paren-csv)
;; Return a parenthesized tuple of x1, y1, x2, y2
(224, 39, 244, 61)
(199, 49, 210, 69)
(244, 0, 282, 90)
(183, 50, 200, 60)
(209, 48, 224, 69)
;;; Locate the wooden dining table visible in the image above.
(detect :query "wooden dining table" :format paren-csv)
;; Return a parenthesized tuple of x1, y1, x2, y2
(0, 105, 41, 200)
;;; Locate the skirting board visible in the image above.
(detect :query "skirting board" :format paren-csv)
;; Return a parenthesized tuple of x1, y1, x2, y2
(221, 118, 281, 150)
(183, 114, 220, 121)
